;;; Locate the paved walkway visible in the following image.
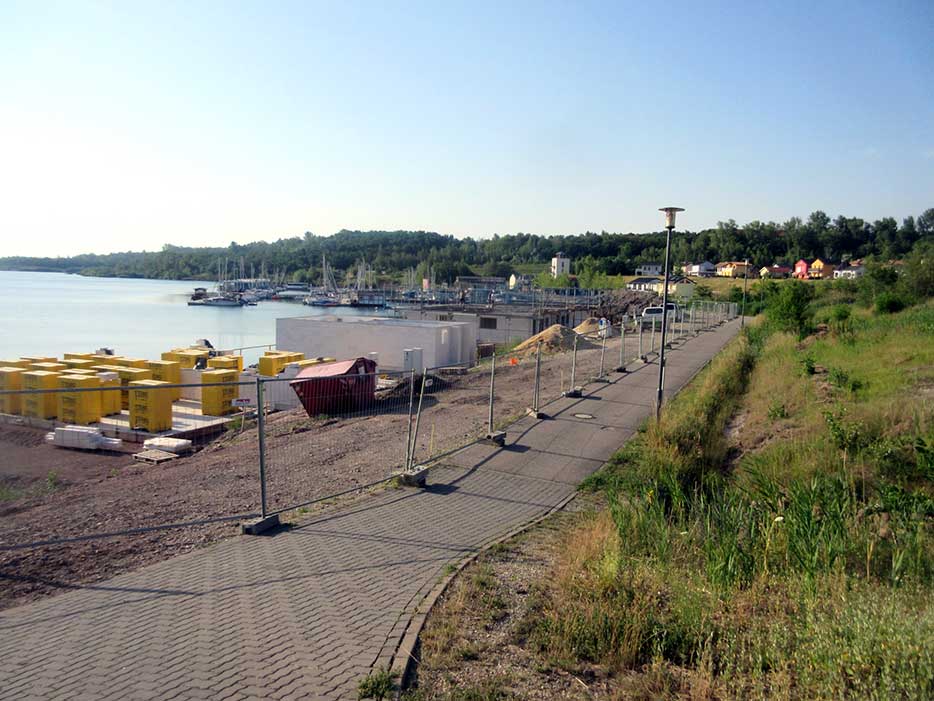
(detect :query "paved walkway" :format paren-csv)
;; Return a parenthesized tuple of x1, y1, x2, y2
(0, 320, 741, 701)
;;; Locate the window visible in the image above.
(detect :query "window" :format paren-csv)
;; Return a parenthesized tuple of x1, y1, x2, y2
(479, 317, 498, 330)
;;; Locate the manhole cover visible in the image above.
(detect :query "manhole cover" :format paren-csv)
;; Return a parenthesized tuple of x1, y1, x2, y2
(573, 413, 595, 420)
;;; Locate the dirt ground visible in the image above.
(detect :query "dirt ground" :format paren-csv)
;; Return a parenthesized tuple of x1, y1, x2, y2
(406, 497, 639, 701)
(0, 331, 647, 611)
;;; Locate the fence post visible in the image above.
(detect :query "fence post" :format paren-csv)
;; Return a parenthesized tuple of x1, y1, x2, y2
(403, 368, 416, 473)
(240, 376, 280, 534)
(528, 340, 543, 418)
(565, 332, 582, 397)
(639, 318, 644, 360)
(651, 317, 657, 355)
(483, 352, 507, 444)
(255, 377, 268, 519)
(616, 318, 627, 372)
(408, 373, 427, 471)
(597, 326, 607, 380)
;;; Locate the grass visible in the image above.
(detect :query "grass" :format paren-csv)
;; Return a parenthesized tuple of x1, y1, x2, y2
(357, 667, 397, 700)
(530, 304, 934, 699)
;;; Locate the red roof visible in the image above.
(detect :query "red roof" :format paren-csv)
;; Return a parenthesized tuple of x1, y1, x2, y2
(296, 359, 361, 378)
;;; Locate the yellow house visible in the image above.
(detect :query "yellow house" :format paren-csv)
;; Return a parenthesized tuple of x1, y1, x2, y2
(808, 259, 836, 279)
(716, 261, 752, 278)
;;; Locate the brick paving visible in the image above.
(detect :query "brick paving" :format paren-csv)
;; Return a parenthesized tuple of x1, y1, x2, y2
(0, 320, 740, 700)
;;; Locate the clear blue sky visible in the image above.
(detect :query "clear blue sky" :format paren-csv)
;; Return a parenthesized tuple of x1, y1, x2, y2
(1, 0, 932, 256)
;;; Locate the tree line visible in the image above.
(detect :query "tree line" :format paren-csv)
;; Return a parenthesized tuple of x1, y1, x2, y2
(1, 208, 931, 284)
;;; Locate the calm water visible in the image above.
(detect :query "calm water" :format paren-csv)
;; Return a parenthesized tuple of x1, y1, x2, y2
(0, 271, 382, 365)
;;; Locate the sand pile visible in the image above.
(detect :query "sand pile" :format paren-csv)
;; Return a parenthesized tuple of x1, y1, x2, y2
(513, 325, 589, 354)
(573, 317, 602, 335)
(574, 317, 616, 338)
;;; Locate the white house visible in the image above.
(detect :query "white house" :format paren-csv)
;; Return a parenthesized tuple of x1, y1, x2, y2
(833, 265, 865, 279)
(626, 276, 661, 292)
(551, 253, 570, 278)
(635, 262, 663, 276)
(683, 261, 716, 277)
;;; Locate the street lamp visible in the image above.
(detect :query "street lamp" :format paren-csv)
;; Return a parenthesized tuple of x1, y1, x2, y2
(656, 206, 684, 421)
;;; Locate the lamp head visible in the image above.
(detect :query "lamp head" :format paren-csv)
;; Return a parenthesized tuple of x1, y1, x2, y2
(659, 206, 685, 229)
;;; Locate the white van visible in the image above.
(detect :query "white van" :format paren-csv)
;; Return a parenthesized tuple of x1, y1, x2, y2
(641, 303, 679, 325)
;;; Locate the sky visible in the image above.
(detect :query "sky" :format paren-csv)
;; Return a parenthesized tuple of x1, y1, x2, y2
(1, 0, 933, 256)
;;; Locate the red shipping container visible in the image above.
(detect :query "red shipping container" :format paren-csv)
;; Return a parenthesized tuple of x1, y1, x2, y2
(290, 358, 377, 416)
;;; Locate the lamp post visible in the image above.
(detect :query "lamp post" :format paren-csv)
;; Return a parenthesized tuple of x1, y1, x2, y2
(656, 206, 684, 421)
(741, 257, 749, 328)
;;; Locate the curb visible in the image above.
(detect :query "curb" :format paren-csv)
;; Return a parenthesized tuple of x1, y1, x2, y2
(389, 489, 579, 696)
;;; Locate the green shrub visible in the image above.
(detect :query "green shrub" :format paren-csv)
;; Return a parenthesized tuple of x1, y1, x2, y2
(875, 291, 907, 314)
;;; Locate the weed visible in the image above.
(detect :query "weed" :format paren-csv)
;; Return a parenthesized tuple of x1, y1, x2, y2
(357, 667, 397, 700)
(767, 402, 787, 420)
(0, 482, 20, 501)
(45, 471, 61, 491)
(442, 563, 458, 576)
(799, 353, 816, 375)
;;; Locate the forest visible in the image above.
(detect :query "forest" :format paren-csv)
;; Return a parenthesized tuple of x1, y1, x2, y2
(1, 208, 931, 285)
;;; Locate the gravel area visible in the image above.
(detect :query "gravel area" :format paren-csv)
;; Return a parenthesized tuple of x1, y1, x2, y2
(0, 331, 649, 611)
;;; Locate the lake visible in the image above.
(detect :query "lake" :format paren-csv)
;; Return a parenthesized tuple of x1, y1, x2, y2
(0, 271, 385, 365)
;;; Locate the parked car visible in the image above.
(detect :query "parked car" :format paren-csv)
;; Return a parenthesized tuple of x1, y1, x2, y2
(640, 303, 680, 326)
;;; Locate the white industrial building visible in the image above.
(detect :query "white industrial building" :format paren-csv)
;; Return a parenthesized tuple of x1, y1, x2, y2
(276, 316, 477, 372)
(399, 305, 591, 346)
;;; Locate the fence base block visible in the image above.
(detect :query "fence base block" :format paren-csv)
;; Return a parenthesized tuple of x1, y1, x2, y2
(592, 377, 611, 384)
(563, 387, 582, 398)
(241, 514, 280, 535)
(400, 469, 428, 488)
(483, 431, 506, 446)
(526, 408, 547, 419)
(614, 366, 628, 374)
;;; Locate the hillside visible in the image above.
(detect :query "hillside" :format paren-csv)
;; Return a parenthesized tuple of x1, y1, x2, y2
(1, 208, 931, 284)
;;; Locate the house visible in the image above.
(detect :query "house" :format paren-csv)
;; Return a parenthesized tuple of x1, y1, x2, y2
(809, 259, 836, 279)
(683, 261, 716, 277)
(551, 252, 571, 278)
(652, 275, 696, 299)
(716, 261, 752, 278)
(759, 264, 792, 279)
(508, 273, 533, 291)
(626, 276, 661, 292)
(793, 259, 810, 279)
(634, 262, 663, 276)
(833, 264, 865, 279)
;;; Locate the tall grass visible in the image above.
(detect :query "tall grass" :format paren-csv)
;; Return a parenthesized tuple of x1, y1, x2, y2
(535, 305, 934, 699)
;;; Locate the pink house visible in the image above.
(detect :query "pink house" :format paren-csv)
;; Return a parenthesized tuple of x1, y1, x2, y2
(793, 259, 810, 279)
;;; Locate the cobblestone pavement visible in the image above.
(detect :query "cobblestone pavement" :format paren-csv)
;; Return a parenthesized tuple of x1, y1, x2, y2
(0, 320, 740, 700)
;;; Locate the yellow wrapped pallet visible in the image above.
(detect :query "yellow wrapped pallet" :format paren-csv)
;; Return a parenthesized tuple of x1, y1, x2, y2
(62, 358, 97, 370)
(20, 355, 56, 364)
(0, 367, 24, 415)
(63, 368, 98, 375)
(0, 359, 30, 369)
(22, 370, 60, 419)
(207, 355, 243, 372)
(64, 352, 96, 361)
(173, 349, 209, 369)
(201, 369, 238, 416)
(58, 374, 102, 425)
(115, 357, 148, 369)
(91, 354, 122, 365)
(97, 372, 122, 415)
(113, 367, 152, 408)
(147, 360, 182, 400)
(289, 356, 337, 370)
(258, 355, 282, 376)
(128, 380, 173, 432)
(29, 361, 68, 372)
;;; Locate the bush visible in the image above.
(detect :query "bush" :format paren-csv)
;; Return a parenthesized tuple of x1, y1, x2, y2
(875, 292, 907, 314)
(765, 280, 813, 335)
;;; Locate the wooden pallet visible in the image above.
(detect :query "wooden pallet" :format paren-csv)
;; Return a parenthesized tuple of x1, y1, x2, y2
(133, 449, 180, 465)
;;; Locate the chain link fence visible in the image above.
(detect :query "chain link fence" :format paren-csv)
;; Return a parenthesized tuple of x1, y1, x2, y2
(1, 299, 743, 557)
